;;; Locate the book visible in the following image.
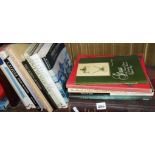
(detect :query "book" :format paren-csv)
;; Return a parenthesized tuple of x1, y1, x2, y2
(24, 44, 69, 108)
(1, 44, 53, 111)
(5, 57, 42, 110)
(76, 55, 147, 84)
(0, 83, 5, 100)
(0, 66, 20, 107)
(0, 57, 36, 109)
(69, 98, 155, 112)
(69, 93, 153, 100)
(67, 55, 154, 94)
(35, 43, 72, 102)
(5, 44, 53, 112)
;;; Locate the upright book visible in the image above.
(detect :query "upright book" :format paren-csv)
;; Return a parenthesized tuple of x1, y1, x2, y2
(24, 43, 72, 109)
(0, 44, 53, 111)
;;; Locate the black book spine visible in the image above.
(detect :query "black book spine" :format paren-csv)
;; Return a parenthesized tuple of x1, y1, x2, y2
(4, 58, 41, 111)
(22, 60, 58, 110)
(42, 43, 65, 70)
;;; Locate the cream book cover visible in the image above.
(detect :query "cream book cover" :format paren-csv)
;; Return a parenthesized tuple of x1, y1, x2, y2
(77, 62, 110, 77)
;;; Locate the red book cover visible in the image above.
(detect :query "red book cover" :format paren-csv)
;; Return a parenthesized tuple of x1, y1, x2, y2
(66, 54, 153, 93)
(0, 83, 6, 100)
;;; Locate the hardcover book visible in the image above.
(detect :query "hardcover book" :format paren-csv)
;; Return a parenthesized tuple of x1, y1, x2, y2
(69, 98, 155, 112)
(76, 55, 147, 84)
(67, 55, 154, 94)
(69, 93, 153, 100)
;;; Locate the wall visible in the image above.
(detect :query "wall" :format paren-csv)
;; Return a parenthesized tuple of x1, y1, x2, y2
(65, 43, 155, 66)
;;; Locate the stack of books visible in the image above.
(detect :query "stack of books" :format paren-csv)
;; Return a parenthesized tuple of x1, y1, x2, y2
(66, 55, 154, 112)
(0, 43, 72, 111)
(0, 83, 9, 111)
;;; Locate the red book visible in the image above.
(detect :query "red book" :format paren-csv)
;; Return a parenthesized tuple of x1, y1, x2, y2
(0, 83, 5, 100)
(66, 54, 153, 94)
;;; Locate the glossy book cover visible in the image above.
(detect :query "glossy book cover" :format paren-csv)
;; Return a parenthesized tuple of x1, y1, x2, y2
(76, 55, 147, 84)
(66, 55, 153, 93)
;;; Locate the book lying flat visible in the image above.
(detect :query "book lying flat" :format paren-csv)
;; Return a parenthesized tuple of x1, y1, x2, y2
(76, 55, 147, 84)
(67, 55, 154, 94)
(69, 93, 153, 100)
(69, 98, 155, 112)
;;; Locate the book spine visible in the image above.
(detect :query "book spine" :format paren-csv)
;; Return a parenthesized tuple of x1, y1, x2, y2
(42, 57, 51, 70)
(5, 45, 53, 112)
(5, 57, 43, 111)
(68, 88, 111, 94)
(4, 58, 41, 110)
(26, 54, 67, 108)
(41, 44, 70, 103)
(68, 87, 153, 95)
(69, 94, 152, 100)
(0, 58, 35, 109)
(22, 60, 58, 110)
(48, 69, 69, 102)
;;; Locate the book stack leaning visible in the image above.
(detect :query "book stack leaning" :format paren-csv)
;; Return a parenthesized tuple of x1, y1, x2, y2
(0, 43, 72, 111)
(66, 55, 154, 112)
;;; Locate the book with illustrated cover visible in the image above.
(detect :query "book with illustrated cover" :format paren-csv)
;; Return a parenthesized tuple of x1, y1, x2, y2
(67, 55, 154, 95)
(76, 55, 147, 84)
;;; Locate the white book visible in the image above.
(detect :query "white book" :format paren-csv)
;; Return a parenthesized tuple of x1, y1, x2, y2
(68, 88, 154, 96)
(0, 57, 35, 110)
(24, 45, 67, 108)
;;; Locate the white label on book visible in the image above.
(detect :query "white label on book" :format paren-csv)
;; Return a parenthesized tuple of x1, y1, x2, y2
(96, 102, 106, 110)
